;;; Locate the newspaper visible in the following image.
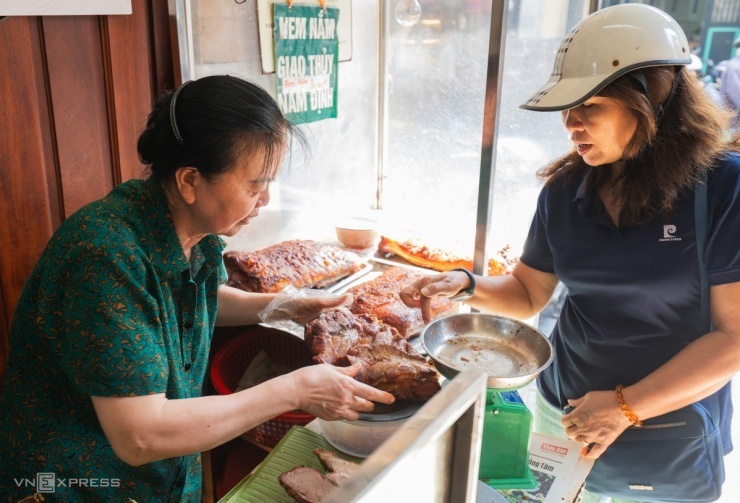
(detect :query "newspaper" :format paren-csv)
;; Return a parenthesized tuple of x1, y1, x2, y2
(497, 432, 595, 503)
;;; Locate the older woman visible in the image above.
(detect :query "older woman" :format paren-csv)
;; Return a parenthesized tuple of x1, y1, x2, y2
(401, 4, 740, 502)
(0, 75, 394, 502)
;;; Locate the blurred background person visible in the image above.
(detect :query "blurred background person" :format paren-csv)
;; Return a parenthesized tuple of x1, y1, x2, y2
(720, 36, 740, 130)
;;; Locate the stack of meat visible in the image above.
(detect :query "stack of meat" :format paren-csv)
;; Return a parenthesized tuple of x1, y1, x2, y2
(223, 237, 459, 403)
(305, 267, 458, 402)
(305, 307, 440, 401)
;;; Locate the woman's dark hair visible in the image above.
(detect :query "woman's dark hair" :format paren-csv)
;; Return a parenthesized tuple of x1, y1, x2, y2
(137, 75, 307, 185)
(539, 66, 740, 226)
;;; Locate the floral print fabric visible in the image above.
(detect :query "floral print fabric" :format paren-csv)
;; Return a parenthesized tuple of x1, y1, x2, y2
(0, 178, 226, 502)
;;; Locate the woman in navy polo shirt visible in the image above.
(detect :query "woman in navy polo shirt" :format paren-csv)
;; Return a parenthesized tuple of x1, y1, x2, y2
(0, 75, 394, 502)
(402, 4, 740, 502)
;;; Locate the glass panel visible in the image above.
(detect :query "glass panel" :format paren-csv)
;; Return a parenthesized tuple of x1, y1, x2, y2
(187, 1, 382, 252)
(488, 0, 588, 254)
(178, 0, 590, 259)
(380, 0, 586, 258)
(378, 0, 492, 254)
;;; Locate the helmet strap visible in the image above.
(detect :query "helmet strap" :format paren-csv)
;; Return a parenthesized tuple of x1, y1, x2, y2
(627, 67, 682, 127)
(627, 70, 650, 96)
(656, 68, 682, 125)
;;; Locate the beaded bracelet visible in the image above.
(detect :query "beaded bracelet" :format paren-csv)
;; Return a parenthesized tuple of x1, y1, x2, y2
(615, 384, 643, 427)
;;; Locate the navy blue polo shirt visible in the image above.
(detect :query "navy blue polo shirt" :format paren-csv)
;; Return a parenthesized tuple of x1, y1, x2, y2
(522, 153, 740, 453)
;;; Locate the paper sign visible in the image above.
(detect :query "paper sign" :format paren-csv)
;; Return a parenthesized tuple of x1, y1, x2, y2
(257, 0, 352, 74)
(273, 3, 339, 124)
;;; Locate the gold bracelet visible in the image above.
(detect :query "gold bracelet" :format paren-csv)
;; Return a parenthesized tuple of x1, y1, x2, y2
(615, 384, 643, 427)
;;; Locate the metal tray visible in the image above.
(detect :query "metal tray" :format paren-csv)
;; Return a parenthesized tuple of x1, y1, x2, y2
(421, 313, 553, 390)
(369, 250, 434, 273)
(324, 262, 374, 292)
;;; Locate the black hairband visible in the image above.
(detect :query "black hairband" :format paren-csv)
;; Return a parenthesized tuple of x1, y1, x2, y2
(169, 80, 192, 145)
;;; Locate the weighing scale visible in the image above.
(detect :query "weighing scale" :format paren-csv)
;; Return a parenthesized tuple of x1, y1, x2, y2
(478, 387, 536, 489)
(421, 313, 554, 490)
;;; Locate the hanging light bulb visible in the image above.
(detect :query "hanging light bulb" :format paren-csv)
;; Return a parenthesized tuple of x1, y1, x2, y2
(395, 0, 421, 27)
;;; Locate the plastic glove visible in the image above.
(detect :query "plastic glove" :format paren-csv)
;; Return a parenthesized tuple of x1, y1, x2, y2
(258, 285, 353, 337)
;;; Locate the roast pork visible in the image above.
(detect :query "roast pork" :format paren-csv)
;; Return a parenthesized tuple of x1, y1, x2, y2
(304, 307, 441, 402)
(224, 240, 363, 293)
(347, 266, 458, 338)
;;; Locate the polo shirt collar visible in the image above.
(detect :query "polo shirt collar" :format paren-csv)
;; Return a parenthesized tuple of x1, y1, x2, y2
(574, 168, 591, 202)
(573, 168, 617, 229)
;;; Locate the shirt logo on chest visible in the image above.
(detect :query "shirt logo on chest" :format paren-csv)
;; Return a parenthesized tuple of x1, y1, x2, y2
(659, 224, 682, 242)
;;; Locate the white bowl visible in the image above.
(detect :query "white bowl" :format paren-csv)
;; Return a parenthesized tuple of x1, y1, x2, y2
(335, 217, 379, 249)
(318, 399, 421, 457)
(319, 416, 405, 458)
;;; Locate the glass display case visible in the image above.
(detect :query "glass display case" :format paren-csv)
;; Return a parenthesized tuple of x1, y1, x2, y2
(169, 0, 719, 261)
(168, 0, 587, 263)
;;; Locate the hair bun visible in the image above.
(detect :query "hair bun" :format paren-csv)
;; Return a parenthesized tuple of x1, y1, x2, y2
(136, 127, 160, 166)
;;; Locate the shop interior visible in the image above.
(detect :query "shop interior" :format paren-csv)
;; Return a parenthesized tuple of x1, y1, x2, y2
(1, 0, 739, 502)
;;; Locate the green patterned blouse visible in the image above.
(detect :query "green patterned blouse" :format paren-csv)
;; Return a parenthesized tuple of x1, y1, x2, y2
(0, 178, 227, 502)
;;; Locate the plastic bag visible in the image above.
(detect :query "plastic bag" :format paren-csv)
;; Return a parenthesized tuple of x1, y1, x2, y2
(258, 285, 353, 338)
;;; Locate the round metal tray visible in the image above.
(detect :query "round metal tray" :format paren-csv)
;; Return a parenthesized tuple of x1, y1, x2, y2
(421, 313, 553, 390)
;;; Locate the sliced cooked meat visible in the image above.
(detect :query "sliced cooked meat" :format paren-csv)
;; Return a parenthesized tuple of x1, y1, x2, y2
(312, 448, 361, 485)
(278, 466, 338, 503)
(305, 308, 439, 402)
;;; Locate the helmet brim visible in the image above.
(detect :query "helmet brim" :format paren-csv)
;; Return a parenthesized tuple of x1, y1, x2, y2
(520, 59, 690, 112)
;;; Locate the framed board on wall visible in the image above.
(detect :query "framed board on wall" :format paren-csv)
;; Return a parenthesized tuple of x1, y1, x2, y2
(0, 0, 131, 15)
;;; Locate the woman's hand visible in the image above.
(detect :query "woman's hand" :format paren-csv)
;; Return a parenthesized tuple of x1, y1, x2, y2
(399, 271, 472, 323)
(289, 363, 395, 421)
(281, 292, 354, 325)
(400, 263, 560, 322)
(216, 286, 352, 327)
(561, 390, 633, 459)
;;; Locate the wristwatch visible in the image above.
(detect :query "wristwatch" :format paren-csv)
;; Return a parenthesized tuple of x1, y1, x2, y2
(450, 268, 476, 302)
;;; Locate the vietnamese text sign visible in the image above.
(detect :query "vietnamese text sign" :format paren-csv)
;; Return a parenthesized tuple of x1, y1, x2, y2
(257, 0, 352, 74)
(274, 4, 339, 124)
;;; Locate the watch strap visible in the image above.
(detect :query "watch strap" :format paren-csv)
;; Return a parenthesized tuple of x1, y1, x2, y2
(449, 267, 476, 301)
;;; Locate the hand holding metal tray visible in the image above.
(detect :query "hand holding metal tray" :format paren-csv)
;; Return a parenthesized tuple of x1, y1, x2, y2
(420, 313, 553, 390)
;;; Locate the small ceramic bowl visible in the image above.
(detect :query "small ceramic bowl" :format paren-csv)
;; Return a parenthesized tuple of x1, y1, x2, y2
(335, 217, 379, 250)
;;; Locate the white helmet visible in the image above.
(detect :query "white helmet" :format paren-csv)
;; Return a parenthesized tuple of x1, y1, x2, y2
(521, 3, 691, 111)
